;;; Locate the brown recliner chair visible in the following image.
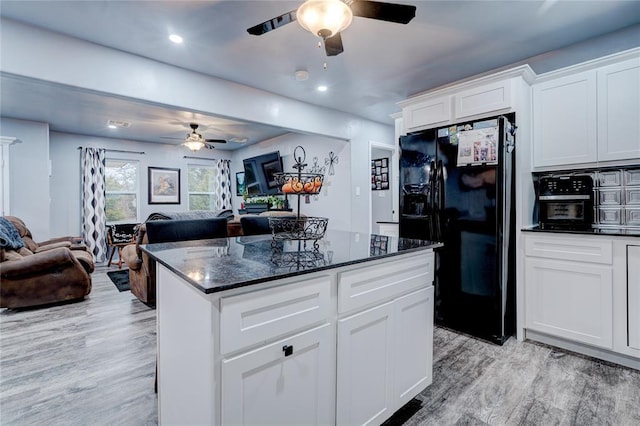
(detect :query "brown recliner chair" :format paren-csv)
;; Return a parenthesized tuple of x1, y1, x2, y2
(121, 217, 228, 305)
(0, 246, 93, 308)
(4, 216, 88, 254)
(0, 216, 94, 308)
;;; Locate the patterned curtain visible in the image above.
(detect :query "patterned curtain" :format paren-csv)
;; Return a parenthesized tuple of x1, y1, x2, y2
(81, 148, 107, 262)
(214, 159, 232, 210)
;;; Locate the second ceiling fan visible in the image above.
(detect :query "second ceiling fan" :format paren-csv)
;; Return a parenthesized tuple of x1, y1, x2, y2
(162, 123, 227, 152)
(247, 0, 416, 57)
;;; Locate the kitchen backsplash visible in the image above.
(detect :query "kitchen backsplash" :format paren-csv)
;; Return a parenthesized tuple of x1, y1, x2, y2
(534, 166, 640, 228)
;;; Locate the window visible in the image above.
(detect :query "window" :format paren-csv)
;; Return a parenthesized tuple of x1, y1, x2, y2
(105, 159, 139, 223)
(188, 164, 219, 210)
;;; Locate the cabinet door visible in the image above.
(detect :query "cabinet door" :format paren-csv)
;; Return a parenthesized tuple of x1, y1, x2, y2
(454, 79, 512, 120)
(402, 96, 451, 132)
(393, 287, 433, 408)
(525, 258, 613, 349)
(628, 245, 640, 351)
(337, 302, 394, 426)
(533, 71, 597, 168)
(221, 323, 334, 426)
(597, 57, 640, 162)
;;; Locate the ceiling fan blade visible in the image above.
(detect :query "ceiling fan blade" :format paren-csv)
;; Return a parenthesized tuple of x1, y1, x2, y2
(160, 136, 184, 140)
(247, 10, 297, 35)
(350, 1, 416, 24)
(324, 32, 344, 57)
(204, 139, 227, 144)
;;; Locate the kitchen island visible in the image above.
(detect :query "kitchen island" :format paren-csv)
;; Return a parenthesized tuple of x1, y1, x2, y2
(142, 230, 441, 426)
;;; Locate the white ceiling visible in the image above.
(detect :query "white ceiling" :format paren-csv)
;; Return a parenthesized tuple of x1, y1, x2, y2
(1, 1, 639, 150)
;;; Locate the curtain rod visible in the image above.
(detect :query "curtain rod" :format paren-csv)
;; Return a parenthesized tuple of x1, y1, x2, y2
(183, 156, 221, 161)
(77, 147, 145, 155)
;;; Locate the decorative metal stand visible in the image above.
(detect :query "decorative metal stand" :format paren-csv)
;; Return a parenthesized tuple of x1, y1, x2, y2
(270, 146, 328, 247)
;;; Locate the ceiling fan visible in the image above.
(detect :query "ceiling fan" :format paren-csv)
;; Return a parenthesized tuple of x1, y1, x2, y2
(247, 0, 416, 57)
(162, 123, 227, 151)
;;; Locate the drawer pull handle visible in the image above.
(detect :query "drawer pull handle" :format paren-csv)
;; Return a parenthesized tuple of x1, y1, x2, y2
(282, 345, 293, 357)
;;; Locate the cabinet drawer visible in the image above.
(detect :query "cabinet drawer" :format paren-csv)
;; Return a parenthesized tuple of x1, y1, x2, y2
(525, 235, 612, 264)
(338, 252, 433, 314)
(220, 275, 331, 354)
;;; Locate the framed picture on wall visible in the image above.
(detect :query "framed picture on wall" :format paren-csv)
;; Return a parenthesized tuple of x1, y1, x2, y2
(371, 157, 389, 191)
(236, 171, 245, 196)
(148, 167, 180, 204)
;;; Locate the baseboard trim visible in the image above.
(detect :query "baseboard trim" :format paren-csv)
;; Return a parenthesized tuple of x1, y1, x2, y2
(525, 329, 640, 371)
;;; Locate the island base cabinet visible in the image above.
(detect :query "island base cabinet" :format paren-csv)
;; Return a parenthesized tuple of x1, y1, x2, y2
(222, 323, 335, 426)
(393, 287, 433, 407)
(336, 286, 434, 426)
(525, 258, 613, 349)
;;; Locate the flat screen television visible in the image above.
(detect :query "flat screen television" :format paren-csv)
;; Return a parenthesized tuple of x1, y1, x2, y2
(242, 151, 283, 196)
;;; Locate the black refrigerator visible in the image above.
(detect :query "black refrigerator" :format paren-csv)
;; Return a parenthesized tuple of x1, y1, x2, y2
(399, 113, 516, 345)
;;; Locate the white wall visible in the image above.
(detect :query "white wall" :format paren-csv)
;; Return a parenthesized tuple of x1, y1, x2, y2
(0, 117, 51, 240)
(231, 133, 352, 231)
(49, 132, 231, 237)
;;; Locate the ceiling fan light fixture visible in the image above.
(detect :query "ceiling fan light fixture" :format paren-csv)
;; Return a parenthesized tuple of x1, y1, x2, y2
(297, 0, 353, 39)
(183, 140, 205, 152)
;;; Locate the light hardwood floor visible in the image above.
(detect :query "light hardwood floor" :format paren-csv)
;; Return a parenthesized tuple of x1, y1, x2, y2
(1, 266, 639, 425)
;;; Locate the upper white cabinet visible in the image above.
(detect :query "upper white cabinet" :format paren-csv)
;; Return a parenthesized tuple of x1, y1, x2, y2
(597, 57, 640, 162)
(397, 67, 534, 134)
(532, 52, 640, 169)
(532, 70, 598, 167)
(402, 95, 451, 132)
(454, 79, 512, 120)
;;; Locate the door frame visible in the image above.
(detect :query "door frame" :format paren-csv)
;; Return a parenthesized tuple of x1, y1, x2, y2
(368, 140, 398, 234)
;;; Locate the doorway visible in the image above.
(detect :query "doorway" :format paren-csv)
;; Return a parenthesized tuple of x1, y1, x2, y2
(369, 141, 398, 235)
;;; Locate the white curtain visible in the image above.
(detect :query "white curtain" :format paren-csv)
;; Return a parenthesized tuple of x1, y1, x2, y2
(81, 148, 107, 262)
(215, 159, 232, 210)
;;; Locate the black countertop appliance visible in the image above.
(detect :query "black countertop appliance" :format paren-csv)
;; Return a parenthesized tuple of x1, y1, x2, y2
(399, 113, 516, 344)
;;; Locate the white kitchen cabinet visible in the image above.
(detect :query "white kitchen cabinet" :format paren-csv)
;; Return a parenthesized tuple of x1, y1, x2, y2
(402, 95, 451, 132)
(597, 57, 640, 162)
(454, 79, 512, 120)
(337, 301, 394, 426)
(626, 245, 640, 351)
(393, 287, 433, 408)
(523, 233, 640, 369)
(336, 286, 434, 426)
(525, 257, 613, 349)
(221, 323, 334, 426)
(532, 70, 598, 168)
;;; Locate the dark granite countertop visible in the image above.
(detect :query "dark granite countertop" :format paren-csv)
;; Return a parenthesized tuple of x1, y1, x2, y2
(522, 225, 640, 237)
(141, 230, 442, 294)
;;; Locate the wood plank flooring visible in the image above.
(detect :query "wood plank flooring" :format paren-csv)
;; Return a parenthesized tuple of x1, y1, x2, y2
(1, 266, 639, 425)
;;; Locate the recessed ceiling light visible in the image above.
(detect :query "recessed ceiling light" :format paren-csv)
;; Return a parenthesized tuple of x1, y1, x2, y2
(295, 70, 309, 81)
(317, 85, 328, 92)
(169, 34, 183, 44)
(106, 120, 130, 128)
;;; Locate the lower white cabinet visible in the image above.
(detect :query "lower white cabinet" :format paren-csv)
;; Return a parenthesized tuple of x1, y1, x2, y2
(626, 245, 640, 351)
(336, 286, 434, 426)
(222, 323, 334, 426)
(337, 301, 394, 426)
(523, 233, 640, 368)
(525, 257, 613, 349)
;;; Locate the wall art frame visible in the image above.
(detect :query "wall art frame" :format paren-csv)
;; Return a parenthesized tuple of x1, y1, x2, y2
(148, 166, 180, 204)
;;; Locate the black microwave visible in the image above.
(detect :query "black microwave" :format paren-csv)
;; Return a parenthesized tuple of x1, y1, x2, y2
(537, 175, 594, 229)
